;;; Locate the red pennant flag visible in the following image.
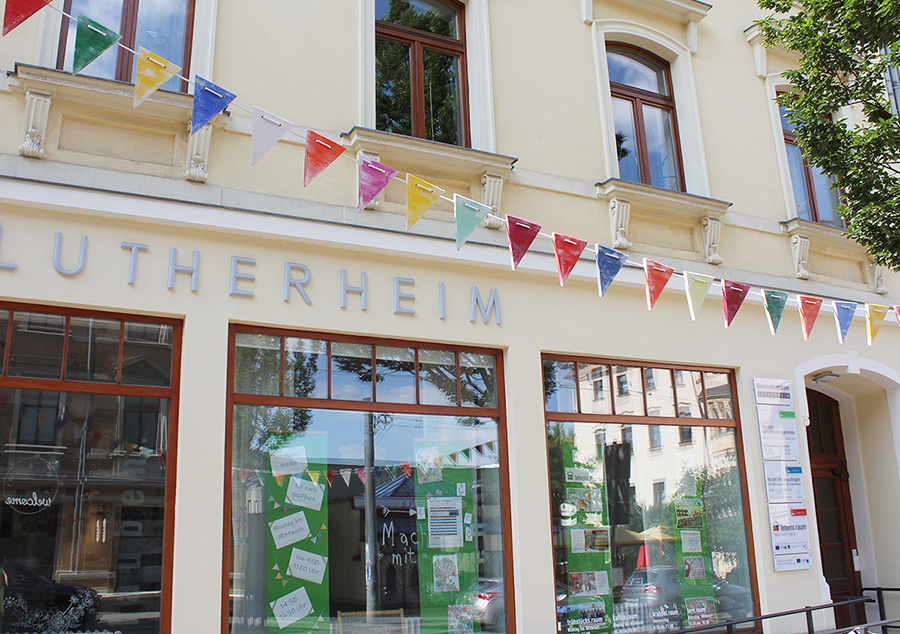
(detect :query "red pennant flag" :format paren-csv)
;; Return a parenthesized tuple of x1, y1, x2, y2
(797, 295, 823, 341)
(894, 305, 900, 330)
(400, 462, 411, 478)
(326, 470, 335, 487)
(506, 215, 541, 271)
(3, 0, 52, 36)
(238, 468, 249, 483)
(552, 233, 587, 286)
(304, 130, 345, 187)
(356, 467, 367, 484)
(722, 280, 751, 327)
(643, 258, 674, 310)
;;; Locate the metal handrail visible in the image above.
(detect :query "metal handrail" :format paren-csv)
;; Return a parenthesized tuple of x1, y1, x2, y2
(666, 596, 874, 634)
(862, 587, 900, 634)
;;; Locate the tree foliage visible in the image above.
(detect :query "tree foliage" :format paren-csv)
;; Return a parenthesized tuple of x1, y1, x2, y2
(756, 0, 900, 269)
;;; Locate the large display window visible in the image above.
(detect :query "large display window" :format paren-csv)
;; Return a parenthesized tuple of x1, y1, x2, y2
(0, 303, 181, 634)
(543, 357, 757, 634)
(226, 327, 511, 634)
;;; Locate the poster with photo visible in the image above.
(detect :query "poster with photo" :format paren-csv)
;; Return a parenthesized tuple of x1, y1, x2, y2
(672, 493, 716, 630)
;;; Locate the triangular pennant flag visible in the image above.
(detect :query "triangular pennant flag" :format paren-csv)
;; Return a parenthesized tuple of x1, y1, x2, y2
(251, 106, 293, 165)
(340, 469, 352, 487)
(595, 245, 628, 298)
(762, 290, 789, 335)
(304, 130, 345, 187)
(281, 578, 289, 586)
(308, 470, 320, 485)
(272, 563, 280, 572)
(505, 215, 541, 271)
(275, 572, 283, 580)
(894, 305, 900, 330)
(643, 258, 674, 310)
(552, 233, 587, 286)
(683, 271, 713, 321)
(386, 466, 397, 479)
(310, 534, 318, 544)
(406, 175, 443, 230)
(139, 447, 153, 459)
(453, 194, 490, 249)
(373, 467, 382, 482)
(866, 304, 888, 346)
(134, 48, 180, 108)
(326, 470, 335, 487)
(356, 467, 367, 484)
(238, 468, 249, 483)
(446, 453, 458, 467)
(3, 0, 52, 36)
(400, 463, 411, 478)
(124, 442, 137, 456)
(72, 15, 121, 74)
(358, 156, 399, 213)
(832, 301, 857, 344)
(797, 295, 823, 341)
(722, 280, 751, 327)
(191, 76, 236, 134)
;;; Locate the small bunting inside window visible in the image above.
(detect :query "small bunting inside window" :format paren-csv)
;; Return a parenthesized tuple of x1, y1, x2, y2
(506, 215, 541, 270)
(643, 258, 674, 311)
(797, 295, 823, 341)
(722, 280, 751, 328)
(832, 301, 857, 344)
(552, 233, 587, 286)
(683, 271, 713, 321)
(865, 304, 888, 346)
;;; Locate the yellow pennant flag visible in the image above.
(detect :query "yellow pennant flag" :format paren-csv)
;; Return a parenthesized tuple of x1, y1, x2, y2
(308, 470, 320, 484)
(134, 47, 181, 107)
(406, 175, 444, 230)
(683, 271, 714, 321)
(866, 303, 888, 346)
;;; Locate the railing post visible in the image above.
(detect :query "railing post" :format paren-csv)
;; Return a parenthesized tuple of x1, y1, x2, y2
(727, 622, 734, 634)
(807, 606, 816, 634)
(877, 589, 887, 634)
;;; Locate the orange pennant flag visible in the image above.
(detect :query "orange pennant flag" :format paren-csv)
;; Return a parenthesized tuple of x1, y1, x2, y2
(797, 295, 823, 341)
(643, 258, 674, 310)
(304, 130, 345, 186)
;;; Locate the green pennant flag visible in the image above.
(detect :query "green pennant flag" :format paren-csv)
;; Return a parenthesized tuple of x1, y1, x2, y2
(762, 289, 789, 335)
(73, 14, 121, 74)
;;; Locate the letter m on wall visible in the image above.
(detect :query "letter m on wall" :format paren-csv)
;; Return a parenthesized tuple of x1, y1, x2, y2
(470, 286, 501, 325)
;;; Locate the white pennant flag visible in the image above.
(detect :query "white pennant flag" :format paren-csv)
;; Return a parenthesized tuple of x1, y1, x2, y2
(340, 468, 351, 487)
(251, 106, 293, 165)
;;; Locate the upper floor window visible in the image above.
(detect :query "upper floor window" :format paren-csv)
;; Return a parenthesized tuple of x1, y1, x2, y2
(56, 0, 195, 93)
(375, 0, 469, 146)
(608, 44, 684, 192)
(779, 103, 843, 228)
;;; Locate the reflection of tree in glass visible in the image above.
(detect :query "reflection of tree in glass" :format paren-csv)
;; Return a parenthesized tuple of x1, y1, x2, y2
(616, 131, 631, 160)
(376, 38, 412, 136)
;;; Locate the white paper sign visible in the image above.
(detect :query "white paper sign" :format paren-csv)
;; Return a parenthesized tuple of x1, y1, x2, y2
(288, 548, 328, 585)
(680, 530, 702, 553)
(269, 586, 313, 629)
(764, 461, 805, 503)
(753, 378, 793, 406)
(269, 511, 311, 550)
(270, 446, 308, 477)
(417, 506, 426, 520)
(464, 512, 473, 525)
(757, 406, 801, 461)
(774, 553, 813, 571)
(768, 504, 810, 555)
(457, 482, 466, 496)
(564, 467, 602, 484)
(286, 477, 324, 511)
(428, 496, 463, 549)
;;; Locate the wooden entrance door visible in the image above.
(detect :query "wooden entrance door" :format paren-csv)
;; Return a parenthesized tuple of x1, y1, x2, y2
(806, 389, 864, 627)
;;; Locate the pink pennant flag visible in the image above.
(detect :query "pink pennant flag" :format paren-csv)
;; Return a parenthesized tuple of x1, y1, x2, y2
(506, 215, 541, 271)
(722, 280, 751, 327)
(552, 233, 587, 286)
(356, 467, 367, 484)
(894, 306, 900, 330)
(304, 130, 345, 186)
(238, 468, 249, 483)
(4, 0, 52, 36)
(797, 295, 823, 341)
(358, 156, 398, 213)
(643, 258, 674, 310)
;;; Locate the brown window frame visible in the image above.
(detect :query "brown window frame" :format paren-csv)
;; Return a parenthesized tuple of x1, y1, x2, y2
(607, 42, 686, 192)
(222, 324, 515, 634)
(55, 0, 196, 93)
(0, 301, 183, 634)
(375, 0, 471, 147)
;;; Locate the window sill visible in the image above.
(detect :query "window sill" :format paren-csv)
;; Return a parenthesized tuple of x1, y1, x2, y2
(595, 178, 732, 264)
(341, 127, 517, 227)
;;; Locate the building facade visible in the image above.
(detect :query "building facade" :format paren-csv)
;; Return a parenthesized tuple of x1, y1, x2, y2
(0, 1, 899, 634)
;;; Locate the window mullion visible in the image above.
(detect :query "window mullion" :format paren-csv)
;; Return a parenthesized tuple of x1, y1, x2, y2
(632, 97, 652, 185)
(118, 0, 140, 83)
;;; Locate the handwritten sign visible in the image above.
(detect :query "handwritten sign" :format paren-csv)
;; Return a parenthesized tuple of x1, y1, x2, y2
(286, 477, 324, 511)
(270, 586, 313, 629)
(270, 511, 311, 550)
(288, 548, 328, 585)
(270, 446, 308, 477)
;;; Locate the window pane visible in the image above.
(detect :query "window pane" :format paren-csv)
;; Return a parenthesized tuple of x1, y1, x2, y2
(419, 349, 458, 406)
(122, 322, 173, 386)
(234, 333, 281, 396)
(61, 0, 124, 79)
(331, 342, 373, 401)
(612, 97, 641, 184)
(578, 363, 612, 415)
(8, 311, 66, 379)
(375, 0, 458, 39)
(809, 165, 842, 227)
(132, 0, 189, 92)
(786, 143, 813, 220)
(613, 366, 644, 416)
(644, 369, 675, 418)
(285, 338, 329, 399)
(423, 48, 462, 146)
(543, 360, 577, 413)
(460, 352, 496, 408)
(703, 372, 734, 420)
(642, 105, 680, 191)
(376, 38, 412, 137)
(375, 346, 417, 404)
(675, 371, 706, 419)
(66, 316, 121, 383)
(779, 104, 796, 132)
(547, 423, 753, 634)
(607, 49, 668, 95)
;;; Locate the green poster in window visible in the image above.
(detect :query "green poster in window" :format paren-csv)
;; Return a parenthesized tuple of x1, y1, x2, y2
(558, 439, 614, 634)
(266, 431, 330, 633)
(673, 495, 718, 629)
(414, 440, 480, 634)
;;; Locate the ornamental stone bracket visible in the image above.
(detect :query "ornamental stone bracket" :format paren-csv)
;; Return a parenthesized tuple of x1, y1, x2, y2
(19, 91, 52, 159)
(872, 263, 890, 295)
(184, 123, 212, 183)
(481, 172, 505, 230)
(608, 198, 632, 250)
(701, 216, 723, 265)
(791, 235, 811, 280)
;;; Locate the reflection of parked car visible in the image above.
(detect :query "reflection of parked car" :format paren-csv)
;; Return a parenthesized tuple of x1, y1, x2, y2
(1, 560, 100, 631)
(473, 578, 506, 631)
(711, 577, 752, 618)
(622, 566, 682, 608)
(556, 581, 608, 627)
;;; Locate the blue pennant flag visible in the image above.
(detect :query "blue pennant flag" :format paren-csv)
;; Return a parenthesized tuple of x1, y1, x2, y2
(832, 301, 857, 344)
(191, 76, 236, 134)
(595, 244, 628, 297)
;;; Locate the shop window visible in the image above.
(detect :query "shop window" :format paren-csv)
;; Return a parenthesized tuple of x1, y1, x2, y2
(0, 303, 181, 634)
(543, 356, 755, 634)
(56, 0, 195, 93)
(607, 43, 685, 192)
(375, 0, 469, 146)
(227, 326, 510, 634)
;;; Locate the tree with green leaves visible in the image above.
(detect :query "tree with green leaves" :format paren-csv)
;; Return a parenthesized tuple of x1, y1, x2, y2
(756, 0, 900, 269)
